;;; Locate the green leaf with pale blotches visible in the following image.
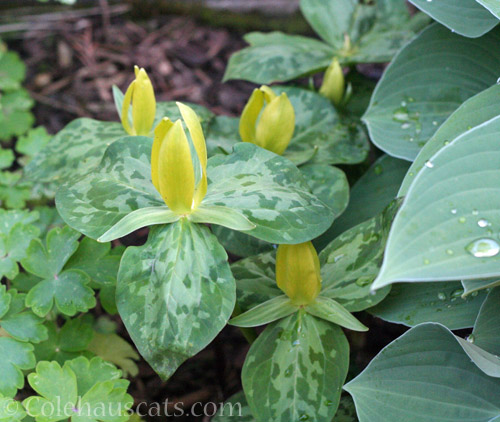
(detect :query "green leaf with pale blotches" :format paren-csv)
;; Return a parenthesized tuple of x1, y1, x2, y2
(242, 311, 349, 422)
(87, 332, 140, 377)
(212, 391, 255, 422)
(0, 337, 35, 398)
(229, 296, 297, 328)
(22, 226, 96, 317)
(24, 357, 132, 422)
(35, 318, 94, 365)
(0, 289, 47, 343)
(117, 219, 235, 380)
(57, 137, 334, 245)
(0, 394, 25, 421)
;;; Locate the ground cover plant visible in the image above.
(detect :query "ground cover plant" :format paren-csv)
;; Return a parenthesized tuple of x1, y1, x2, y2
(2, 0, 500, 421)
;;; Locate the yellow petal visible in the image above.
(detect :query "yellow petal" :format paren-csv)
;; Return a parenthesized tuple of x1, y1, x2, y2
(255, 93, 295, 155)
(259, 85, 277, 103)
(319, 58, 344, 106)
(121, 80, 135, 135)
(158, 120, 195, 214)
(239, 88, 264, 143)
(151, 118, 174, 191)
(276, 242, 321, 306)
(132, 68, 156, 136)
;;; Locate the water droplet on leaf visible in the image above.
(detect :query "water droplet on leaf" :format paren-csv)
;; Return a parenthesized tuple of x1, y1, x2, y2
(466, 238, 500, 258)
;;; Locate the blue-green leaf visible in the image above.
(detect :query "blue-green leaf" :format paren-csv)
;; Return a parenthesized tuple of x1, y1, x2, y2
(116, 219, 235, 380)
(306, 297, 367, 331)
(229, 296, 297, 328)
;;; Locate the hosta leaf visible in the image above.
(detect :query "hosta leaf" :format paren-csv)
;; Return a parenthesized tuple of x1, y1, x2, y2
(0, 337, 35, 398)
(318, 201, 399, 312)
(370, 281, 487, 329)
(87, 332, 139, 377)
(305, 297, 367, 331)
(0, 395, 25, 421)
(400, 84, 500, 196)
(473, 287, 500, 356)
(242, 311, 349, 422)
(478, 0, 500, 18)
(205, 143, 334, 244)
(344, 323, 500, 422)
(318, 155, 409, 249)
(410, 0, 498, 38)
(0, 89, 34, 141)
(35, 319, 94, 364)
(22, 227, 96, 317)
(364, 24, 500, 161)
(223, 32, 333, 84)
(462, 278, 500, 296)
(55, 136, 163, 240)
(372, 115, 500, 290)
(0, 289, 48, 343)
(116, 220, 235, 380)
(24, 358, 132, 422)
(229, 296, 297, 328)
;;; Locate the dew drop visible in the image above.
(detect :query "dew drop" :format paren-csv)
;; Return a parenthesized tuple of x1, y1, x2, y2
(324, 400, 333, 407)
(401, 122, 411, 130)
(374, 165, 383, 175)
(459, 217, 466, 224)
(356, 276, 372, 287)
(424, 160, 434, 168)
(467, 334, 475, 343)
(432, 121, 438, 126)
(292, 339, 301, 347)
(497, 76, 500, 84)
(466, 238, 500, 258)
(478, 218, 491, 228)
(437, 292, 446, 301)
(299, 415, 310, 421)
(450, 209, 457, 215)
(423, 258, 430, 265)
(446, 249, 454, 256)
(451, 289, 464, 299)
(472, 209, 479, 216)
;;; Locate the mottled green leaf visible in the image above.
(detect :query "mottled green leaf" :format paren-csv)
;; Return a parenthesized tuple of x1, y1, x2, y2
(372, 115, 500, 290)
(410, 0, 498, 38)
(55, 136, 163, 240)
(205, 143, 334, 244)
(189, 205, 255, 231)
(117, 220, 235, 380)
(364, 24, 500, 161)
(370, 282, 487, 329)
(345, 323, 500, 422)
(318, 201, 399, 311)
(230, 296, 297, 328)
(212, 391, 255, 422)
(223, 32, 332, 84)
(317, 155, 409, 249)
(306, 297, 367, 331)
(0, 337, 35, 398)
(400, 84, 500, 196)
(243, 311, 349, 422)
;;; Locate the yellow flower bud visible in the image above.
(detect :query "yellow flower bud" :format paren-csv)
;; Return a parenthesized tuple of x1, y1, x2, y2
(151, 103, 207, 215)
(319, 58, 345, 106)
(121, 66, 156, 136)
(276, 242, 322, 306)
(239, 86, 295, 156)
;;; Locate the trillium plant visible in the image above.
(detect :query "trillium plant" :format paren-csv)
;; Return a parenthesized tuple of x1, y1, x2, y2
(4, 0, 500, 421)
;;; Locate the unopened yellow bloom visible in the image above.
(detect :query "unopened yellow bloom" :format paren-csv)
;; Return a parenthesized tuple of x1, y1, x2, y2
(121, 66, 156, 136)
(239, 85, 295, 155)
(151, 102, 207, 215)
(319, 58, 345, 106)
(276, 242, 321, 306)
